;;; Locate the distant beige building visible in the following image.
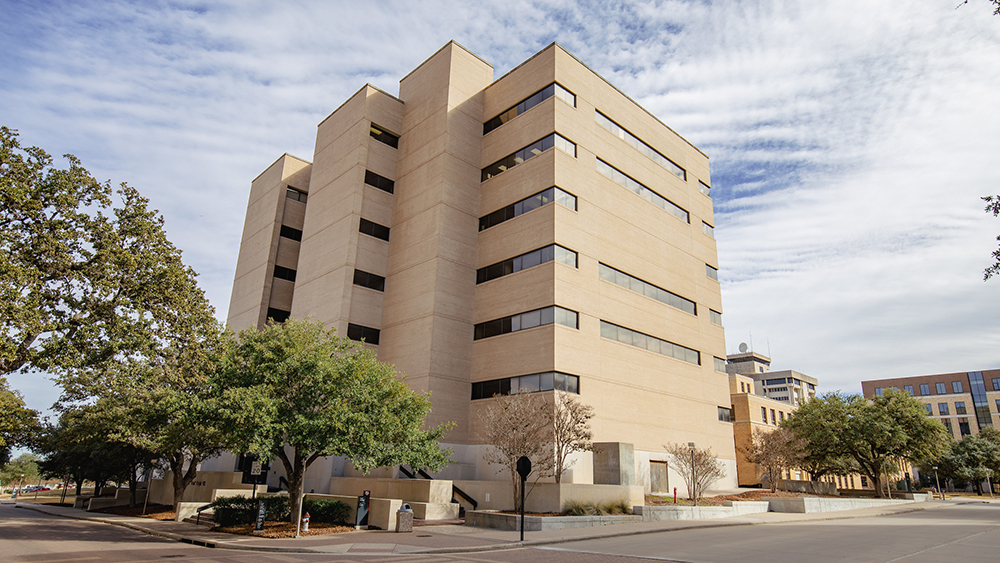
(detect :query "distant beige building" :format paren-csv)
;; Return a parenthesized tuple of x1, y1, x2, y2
(727, 352, 816, 486)
(220, 41, 736, 496)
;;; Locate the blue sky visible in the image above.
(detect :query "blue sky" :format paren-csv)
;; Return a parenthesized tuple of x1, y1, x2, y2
(3, 0, 999, 420)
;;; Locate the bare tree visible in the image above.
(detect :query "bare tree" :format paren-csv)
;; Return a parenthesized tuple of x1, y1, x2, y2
(552, 394, 594, 484)
(739, 427, 802, 492)
(479, 392, 554, 512)
(664, 442, 727, 500)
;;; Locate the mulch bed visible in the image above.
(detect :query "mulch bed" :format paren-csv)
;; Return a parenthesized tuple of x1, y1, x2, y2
(213, 521, 355, 538)
(96, 504, 177, 521)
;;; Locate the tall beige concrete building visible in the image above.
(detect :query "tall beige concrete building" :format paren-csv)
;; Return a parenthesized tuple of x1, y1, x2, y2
(225, 41, 736, 493)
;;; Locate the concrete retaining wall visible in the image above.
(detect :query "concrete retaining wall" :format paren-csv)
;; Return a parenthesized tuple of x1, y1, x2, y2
(452, 480, 644, 513)
(767, 497, 922, 513)
(776, 480, 839, 496)
(635, 501, 770, 521)
(466, 511, 641, 531)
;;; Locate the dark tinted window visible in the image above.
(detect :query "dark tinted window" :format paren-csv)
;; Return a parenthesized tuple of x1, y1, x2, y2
(280, 225, 302, 241)
(266, 307, 290, 323)
(286, 187, 307, 203)
(347, 323, 380, 345)
(369, 124, 398, 148)
(359, 218, 390, 241)
(273, 265, 296, 282)
(353, 269, 385, 292)
(364, 170, 395, 194)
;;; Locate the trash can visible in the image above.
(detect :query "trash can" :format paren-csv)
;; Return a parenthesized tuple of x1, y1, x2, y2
(395, 503, 413, 533)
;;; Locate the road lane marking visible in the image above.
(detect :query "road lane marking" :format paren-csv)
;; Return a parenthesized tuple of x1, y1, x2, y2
(882, 527, 999, 563)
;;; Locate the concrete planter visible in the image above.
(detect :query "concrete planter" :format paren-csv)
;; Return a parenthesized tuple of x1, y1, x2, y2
(466, 510, 641, 531)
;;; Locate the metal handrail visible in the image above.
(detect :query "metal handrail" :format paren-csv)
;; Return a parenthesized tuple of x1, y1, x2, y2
(452, 484, 477, 510)
(194, 503, 213, 525)
(399, 465, 478, 511)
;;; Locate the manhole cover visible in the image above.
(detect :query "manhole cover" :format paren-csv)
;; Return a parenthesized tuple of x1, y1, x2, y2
(417, 534, 432, 537)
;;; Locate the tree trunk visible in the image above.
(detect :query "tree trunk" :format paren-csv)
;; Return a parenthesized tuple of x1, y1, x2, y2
(277, 447, 322, 524)
(128, 457, 139, 507)
(169, 452, 203, 512)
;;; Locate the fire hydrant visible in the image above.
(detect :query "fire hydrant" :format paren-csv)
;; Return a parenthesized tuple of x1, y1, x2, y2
(302, 512, 310, 532)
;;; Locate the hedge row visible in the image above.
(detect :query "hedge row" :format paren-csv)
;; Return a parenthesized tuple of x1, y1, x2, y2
(211, 495, 350, 527)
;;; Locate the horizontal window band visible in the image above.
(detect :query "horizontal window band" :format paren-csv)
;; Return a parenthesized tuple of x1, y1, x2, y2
(482, 133, 576, 181)
(600, 320, 700, 365)
(596, 158, 688, 222)
(477, 244, 577, 284)
(474, 306, 578, 340)
(472, 371, 581, 400)
(479, 186, 576, 231)
(484, 82, 576, 135)
(596, 110, 686, 180)
(599, 263, 696, 316)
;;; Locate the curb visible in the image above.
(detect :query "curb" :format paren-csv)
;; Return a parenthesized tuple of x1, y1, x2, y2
(13, 500, 947, 555)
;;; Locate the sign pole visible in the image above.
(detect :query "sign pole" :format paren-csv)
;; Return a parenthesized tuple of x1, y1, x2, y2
(516, 456, 531, 543)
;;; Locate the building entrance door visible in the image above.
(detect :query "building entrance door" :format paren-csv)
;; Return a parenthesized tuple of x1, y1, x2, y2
(650, 461, 669, 493)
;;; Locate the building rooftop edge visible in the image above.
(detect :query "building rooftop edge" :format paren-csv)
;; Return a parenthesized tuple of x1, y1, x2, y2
(317, 84, 403, 130)
(861, 368, 1000, 386)
(250, 152, 313, 184)
(398, 40, 493, 85)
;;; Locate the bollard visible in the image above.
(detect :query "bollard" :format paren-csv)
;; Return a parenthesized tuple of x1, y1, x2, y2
(302, 512, 310, 532)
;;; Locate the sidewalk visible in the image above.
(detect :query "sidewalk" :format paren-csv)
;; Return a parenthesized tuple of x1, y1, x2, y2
(11, 498, 970, 555)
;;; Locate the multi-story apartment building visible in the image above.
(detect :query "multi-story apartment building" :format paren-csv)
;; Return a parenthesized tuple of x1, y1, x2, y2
(223, 41, 736, 493)
(861, 370, 1000, 440)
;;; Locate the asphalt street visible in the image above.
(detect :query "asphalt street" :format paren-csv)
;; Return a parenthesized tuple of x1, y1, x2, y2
(2, 501, 998, 562)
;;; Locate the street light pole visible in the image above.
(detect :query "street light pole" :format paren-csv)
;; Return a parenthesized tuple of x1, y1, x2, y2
(688, 442, 697, 507)
(933, 466, 944, 501)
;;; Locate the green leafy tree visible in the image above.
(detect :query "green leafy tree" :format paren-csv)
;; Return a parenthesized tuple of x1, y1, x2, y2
(786, 390, 950, 497)
(215, 319, 453, 523)
(779, 396, 856, 481)
(923, 431, 1000, 495)
(0, 378, 39, 465)
(1, 126, 205, 378)
(1, 453, 41, 491)
(62, 317, 230, 510)
(984, 196, 1000, 280)
(36, 407, 151, 499)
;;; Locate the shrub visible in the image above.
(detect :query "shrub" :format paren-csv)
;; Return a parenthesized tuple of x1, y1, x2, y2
(211, 495, 291, 527)
(603, 500, 633, 515)
(303, 498, 351, 524)
(562, 500, 633, 516)
(562, 501, 598, 516)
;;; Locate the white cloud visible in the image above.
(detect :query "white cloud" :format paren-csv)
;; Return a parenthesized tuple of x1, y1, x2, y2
(1, 0, 998, 414)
